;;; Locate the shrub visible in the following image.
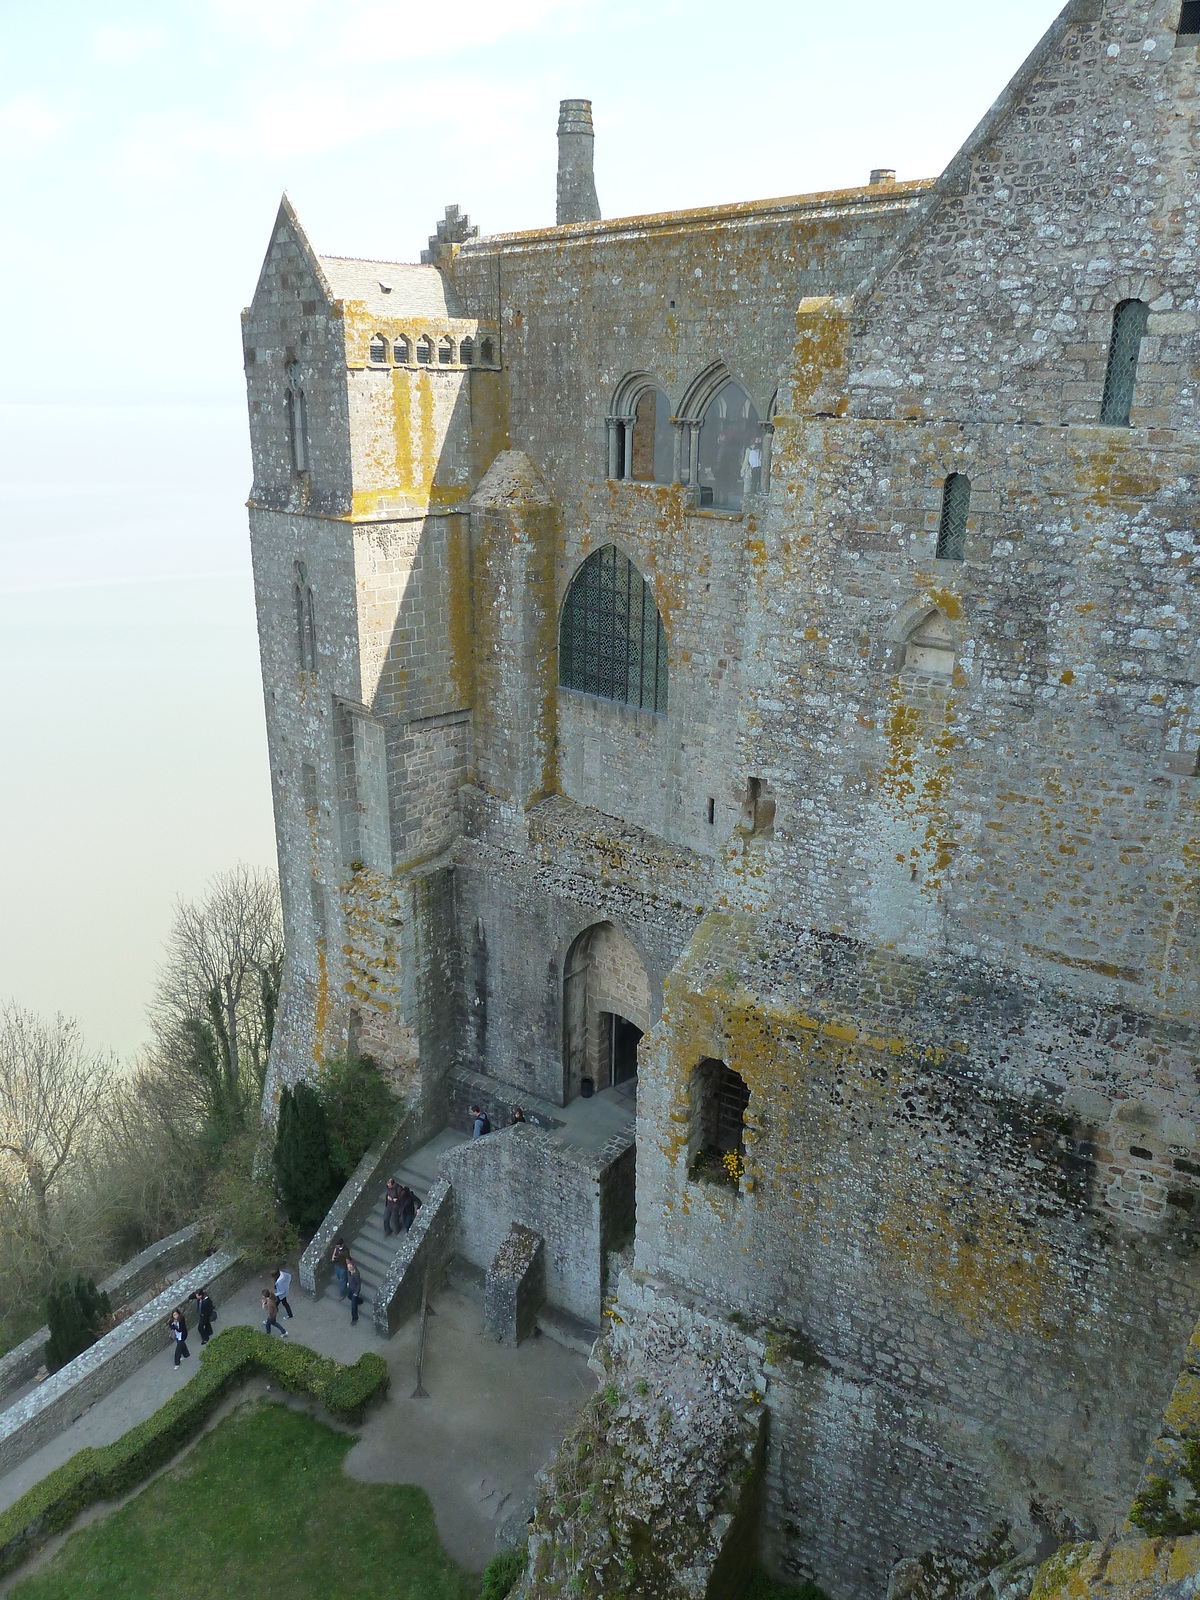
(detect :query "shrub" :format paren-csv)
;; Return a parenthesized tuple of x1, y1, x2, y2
(480, 1546, 526, 1600)
(0, 1326, 388, 1579)
(317, 1054, 397, 1183)
(44, 1276, 112, 1374)
(272, 1082, 337, 1230)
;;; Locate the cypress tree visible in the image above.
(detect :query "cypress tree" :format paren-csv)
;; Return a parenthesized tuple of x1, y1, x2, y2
(44, 1276, 111, 1374)
(272, 1082, 337, 1230)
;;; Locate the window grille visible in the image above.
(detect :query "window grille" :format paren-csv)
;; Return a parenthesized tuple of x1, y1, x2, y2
(935, 473, 971, 560)
(459, 336, 475, 365)
(438, 337, 454, 365)
(417, 337, 432, 365)
(394, 336, 411, 364)
(369, 336, 387, 363)
(558, 544, 668, 714)
(287, 388, 308, 475)
(295, 563, 317, 672)
(1100, 300, 1149, 426)
(714, 1067, 750, 1153)
(1179, 0, 1200, 35)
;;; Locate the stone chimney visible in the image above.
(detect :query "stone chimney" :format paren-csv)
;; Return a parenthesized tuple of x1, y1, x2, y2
(557, 99, 601, 226)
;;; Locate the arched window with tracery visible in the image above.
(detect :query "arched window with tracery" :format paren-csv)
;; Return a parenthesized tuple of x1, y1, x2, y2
(294, 561, 317, 673)
(697, 380, 761, 510)
(559, 544, 668, 714)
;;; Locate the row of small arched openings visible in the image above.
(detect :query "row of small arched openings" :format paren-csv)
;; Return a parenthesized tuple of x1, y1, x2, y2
(367, 332, 497, 369)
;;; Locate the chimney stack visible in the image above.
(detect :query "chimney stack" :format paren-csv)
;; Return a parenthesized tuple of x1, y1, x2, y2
(557, 99, 601, 226)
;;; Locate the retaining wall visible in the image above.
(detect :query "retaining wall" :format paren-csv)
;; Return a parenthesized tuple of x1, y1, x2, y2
(300, 1111, 420, 1298)
(372, 1177, 456, 1336)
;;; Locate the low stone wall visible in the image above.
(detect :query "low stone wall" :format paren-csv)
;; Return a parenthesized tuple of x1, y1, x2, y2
(485, 1225, 545, 1346)
(372, 1177, 457, 1337)
(0, 1222, 207, 1402)
(300, 1111, 419, 1298)
(441, 1125, 632, 1325)
(0, 1251, 244, 1477)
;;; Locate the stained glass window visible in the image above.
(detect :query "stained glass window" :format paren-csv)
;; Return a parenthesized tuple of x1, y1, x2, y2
(558, 545, 668, 715)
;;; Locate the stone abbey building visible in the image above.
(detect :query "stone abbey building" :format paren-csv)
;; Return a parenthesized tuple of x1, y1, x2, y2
(243, 1, 1200, 1591)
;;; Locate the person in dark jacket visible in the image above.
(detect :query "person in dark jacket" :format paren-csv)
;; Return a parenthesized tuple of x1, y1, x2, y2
(471, 1104, 490, 1139)
(169, 1307, 190, 1367)
(400, 1185, 421, 1232)
(193, 1287, 216, 1346)
(383, 1176, 402, 1236)
(345, 1258, 362, 1326)
(331, 1237, 349, 1298)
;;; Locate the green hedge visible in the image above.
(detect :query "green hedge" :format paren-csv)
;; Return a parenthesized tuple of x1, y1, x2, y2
(0, 1325, 388, 1579)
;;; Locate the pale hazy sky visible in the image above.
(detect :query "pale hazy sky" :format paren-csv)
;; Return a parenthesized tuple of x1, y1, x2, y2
(0, 0, 1065, 1057)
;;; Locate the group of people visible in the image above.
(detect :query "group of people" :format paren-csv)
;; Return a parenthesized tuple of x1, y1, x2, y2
(166, 1284, 219, 1367)
(469, 1102, 526, 1139)
(382, 1176, 420, 1236)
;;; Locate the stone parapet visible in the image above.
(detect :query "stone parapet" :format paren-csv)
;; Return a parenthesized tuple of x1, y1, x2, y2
(0, 1250, 244, 1477)
(372, 1176, 457, 1337)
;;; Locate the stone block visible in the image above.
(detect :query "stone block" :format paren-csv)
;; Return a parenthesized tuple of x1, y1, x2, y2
(484, 1225, 545, 1346)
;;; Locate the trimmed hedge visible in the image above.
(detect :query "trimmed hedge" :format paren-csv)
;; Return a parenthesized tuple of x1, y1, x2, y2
(0, 1325, 388, 1579)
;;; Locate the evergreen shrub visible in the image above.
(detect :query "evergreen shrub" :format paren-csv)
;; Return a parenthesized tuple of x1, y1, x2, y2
(0, 1326, 388, 1579)
(272, 1083, 337, 1230)
(44, 1277, 112, 1374)
(480, 1546, 526, 1599)
(317, 1054, 397, 1183)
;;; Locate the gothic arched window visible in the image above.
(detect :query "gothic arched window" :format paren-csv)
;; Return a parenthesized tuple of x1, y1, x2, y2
(696, 379, 761, 510)
(294, 561, 317, 673)
(1100, 299, 1149, 427)
(559, 545, 668, 714)
(935, 473, 971, 561)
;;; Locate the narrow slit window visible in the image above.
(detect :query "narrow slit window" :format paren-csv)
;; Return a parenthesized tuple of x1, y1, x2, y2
(287, 388, 308, 475)
(707, 797, 715, 825)
(459, 336, 475, 365)
(480, 336, 495, 366)
(294, 562, 317, 673)
(1100, 300, 1149, 427)
(369, 335, 387, 364)
(558, 544, 668, 714)
(935, 473, 971, 561)
(1178, 0, 1200, 36)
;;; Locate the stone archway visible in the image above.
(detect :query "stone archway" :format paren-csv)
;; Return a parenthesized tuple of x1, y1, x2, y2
(562, 922, 651, 1103)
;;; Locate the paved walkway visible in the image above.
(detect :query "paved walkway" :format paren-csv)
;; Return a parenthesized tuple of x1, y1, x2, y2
(0, 1259, 594, 1573)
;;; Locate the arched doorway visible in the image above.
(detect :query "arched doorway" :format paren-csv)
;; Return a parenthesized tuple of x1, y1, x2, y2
(561, 922, 652, 1102)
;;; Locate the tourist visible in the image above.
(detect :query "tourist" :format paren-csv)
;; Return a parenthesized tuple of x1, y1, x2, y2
(345, 1258, 362, 1326)
(331, 1236, 349, 1298)
(169, 1307, 190, 1367)
(383, 1176, 402, 1236)
(273, 1266, 293, 1319)
(471, 1103, 491, 1139)
(193, 1287, 216, 1346)
(400, 1184, 421, 1232)
(511, 1105, 526, 1125)
(262, 1286, 288, 1337)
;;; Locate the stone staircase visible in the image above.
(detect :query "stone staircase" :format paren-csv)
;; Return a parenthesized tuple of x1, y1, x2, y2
(321, 1128, 468, 1310)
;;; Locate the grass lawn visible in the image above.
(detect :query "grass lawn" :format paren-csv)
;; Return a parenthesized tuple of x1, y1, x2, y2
(10, 1399, 476, 1600)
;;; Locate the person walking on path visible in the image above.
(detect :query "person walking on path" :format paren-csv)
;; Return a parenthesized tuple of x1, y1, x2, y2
(193, 1288, 216, 1346)
(471, 1104, 491, 1139)
(273, 1267, 293, 1319)
(345, 1258, 362, 1326)
(169, 1307, 190, 1367)
(262, 1287, 288, 1337)
(383, 1176, 402, 1236)
(400, 1184, 421, 1233)
(331, 1237, 349, 1298)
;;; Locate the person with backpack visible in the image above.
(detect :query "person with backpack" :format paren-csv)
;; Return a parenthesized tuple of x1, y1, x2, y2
(273, 1266, 293, 1319)
(193, 1287, 216, 1346)
(345, 1258, 362, 1326)
(471, 1104, 491, 1139)
(169, 1307, 190, 1367)
(331, 1237, 349, 1298)
(262, 1287, 288, 1337)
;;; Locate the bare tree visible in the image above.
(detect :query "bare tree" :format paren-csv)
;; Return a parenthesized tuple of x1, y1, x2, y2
(0, 1006, 113, 1240)
(150, 865, 284, 1126)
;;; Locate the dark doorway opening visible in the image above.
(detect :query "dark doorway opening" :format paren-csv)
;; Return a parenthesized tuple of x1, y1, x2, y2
(601, 1012, 642, 1088)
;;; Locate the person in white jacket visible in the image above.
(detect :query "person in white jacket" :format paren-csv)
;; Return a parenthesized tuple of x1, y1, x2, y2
(273, 1266, 293, 1319)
